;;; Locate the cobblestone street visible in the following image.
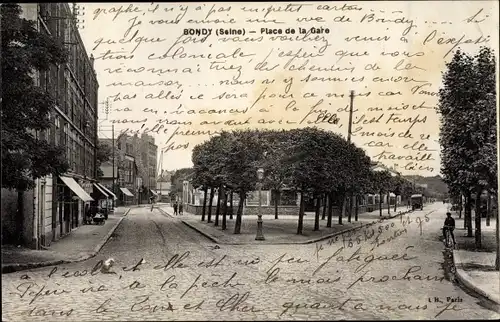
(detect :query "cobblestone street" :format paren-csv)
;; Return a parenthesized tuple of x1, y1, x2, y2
(2, 204, 499, 321)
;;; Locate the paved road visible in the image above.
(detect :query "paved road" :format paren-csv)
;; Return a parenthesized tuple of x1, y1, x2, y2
(2, 204, 499, 321)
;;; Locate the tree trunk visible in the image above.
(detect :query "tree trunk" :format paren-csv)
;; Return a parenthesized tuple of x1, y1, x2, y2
(274, 189, 279, 219)
(465, 192, 473, 237)
(221, 187, 227, 230)
(379, 192, 383, 217)
(322, 194, 327, 220)
(474, 186, 482, 248)
(495, 193, 499, 270)
(201, 187, 208, 221)
(207, 187, 215, 223)
(314, 196, 320, 231)
(338, 193, 344, 225)
(387, 192, 391, 215)
(394, 195, 398, 213)
(347, 192, 353, 223)
(297, 190, 305, 235)
(16, 190, 25, 245)
(354, 195, 359, 221)
(461, 193, 465, 225)
(229, 191, 234, 220)
(327, 192, 333, 228)
(486, 190, 491, 226)
(215, 185, 222, 226)
(233, 192, 245, 234)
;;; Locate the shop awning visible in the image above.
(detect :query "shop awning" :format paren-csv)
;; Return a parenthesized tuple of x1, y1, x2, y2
(97, 183, 117, 200)
(150, 189, 158, 196)
(60, 176, 94, 202)
(93, 183, 109, 198)
(120, 187, 134, 197)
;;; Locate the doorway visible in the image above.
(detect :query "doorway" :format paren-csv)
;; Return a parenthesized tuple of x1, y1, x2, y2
(71, 201, 78, 229)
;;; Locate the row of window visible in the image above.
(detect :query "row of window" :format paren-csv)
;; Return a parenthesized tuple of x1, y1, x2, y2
(120, 160, 135, 184)
(55, 116, 95, 177)
(39, 3, 98, 107)
(39, 66, 97, 142)
(38, 3, 98, 139)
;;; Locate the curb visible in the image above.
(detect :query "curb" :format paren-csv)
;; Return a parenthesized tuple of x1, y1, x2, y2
(91, 208, 131, 255)
(1, 208, 131, 274)
(1, 259, 72, 274)
(157, 207, 220, 244)
(164, 207, 417, 246)
(182, 220, 220, 244)
(452, 251, 500, 306)
(157, 207, 174, 218)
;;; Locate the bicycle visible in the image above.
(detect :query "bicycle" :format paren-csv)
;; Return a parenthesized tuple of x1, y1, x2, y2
(443, 225, 455, 248)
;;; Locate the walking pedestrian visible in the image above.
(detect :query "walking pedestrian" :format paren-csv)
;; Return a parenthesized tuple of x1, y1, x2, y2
(150, 195, 155, 212)
(173, 201, 178, 215)
(179, 203, 183, 215)
(84, 204, 92, 225)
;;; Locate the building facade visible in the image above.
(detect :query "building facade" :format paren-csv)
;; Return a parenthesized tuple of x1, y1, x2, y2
(139, 133, 158, 193)
(99, 133, 157, 204)
(1, 3, 99, 248)
(99, 134, 148, 206)
(156, 170, 173, 202)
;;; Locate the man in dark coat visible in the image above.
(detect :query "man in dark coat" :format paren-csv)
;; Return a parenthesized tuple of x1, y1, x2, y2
(443, 212, 456, 245)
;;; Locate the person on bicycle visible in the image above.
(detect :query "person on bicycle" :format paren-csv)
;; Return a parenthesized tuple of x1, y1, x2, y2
(443, 212, 456, 245)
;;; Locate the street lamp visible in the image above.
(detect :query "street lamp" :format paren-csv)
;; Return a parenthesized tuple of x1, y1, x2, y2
(255, 167, 265, 241)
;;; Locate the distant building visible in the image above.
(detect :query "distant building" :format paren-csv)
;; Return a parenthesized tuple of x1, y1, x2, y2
(1, 3, 99, 248)
(98, 133, 158, 205)
(99, 135, 140, 206)
(156, 170, 172, 202)
(139, 133, 158, 197)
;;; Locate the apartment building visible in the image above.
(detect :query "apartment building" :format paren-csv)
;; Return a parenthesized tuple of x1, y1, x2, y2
(139, 133, 158, 196)
(1, 3, 99, 248)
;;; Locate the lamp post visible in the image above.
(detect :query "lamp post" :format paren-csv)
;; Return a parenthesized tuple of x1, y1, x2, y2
(255, 167, 265, 241)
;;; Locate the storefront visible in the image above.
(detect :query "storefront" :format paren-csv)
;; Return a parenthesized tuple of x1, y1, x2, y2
(97, 183, 117, 211)
(120, 187, 134, 205)
(56, 176, 93, 238)
(92, 183, 110, 214)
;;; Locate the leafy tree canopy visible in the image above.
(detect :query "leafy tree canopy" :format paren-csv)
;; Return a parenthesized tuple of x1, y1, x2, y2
(1, 3, 69, 190)
(96, 142, 113, 178)
(438, 47, 497, 194)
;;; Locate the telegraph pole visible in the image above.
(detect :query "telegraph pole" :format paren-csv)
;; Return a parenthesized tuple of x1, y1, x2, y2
(112, 123, 115, 208)
(347, 90, 355, 143)
(106, 98, 116, 209)
(345, 90, 355, 223)
(98, 98, 118, 209)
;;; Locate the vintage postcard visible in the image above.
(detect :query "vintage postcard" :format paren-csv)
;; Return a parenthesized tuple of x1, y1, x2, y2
(1, 1, 499, 320)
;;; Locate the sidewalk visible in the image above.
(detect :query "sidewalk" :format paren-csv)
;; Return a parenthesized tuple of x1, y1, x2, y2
(1, 207, 131, 273)
(158, 204, 417, 245)
(452, 216, 500, 306)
